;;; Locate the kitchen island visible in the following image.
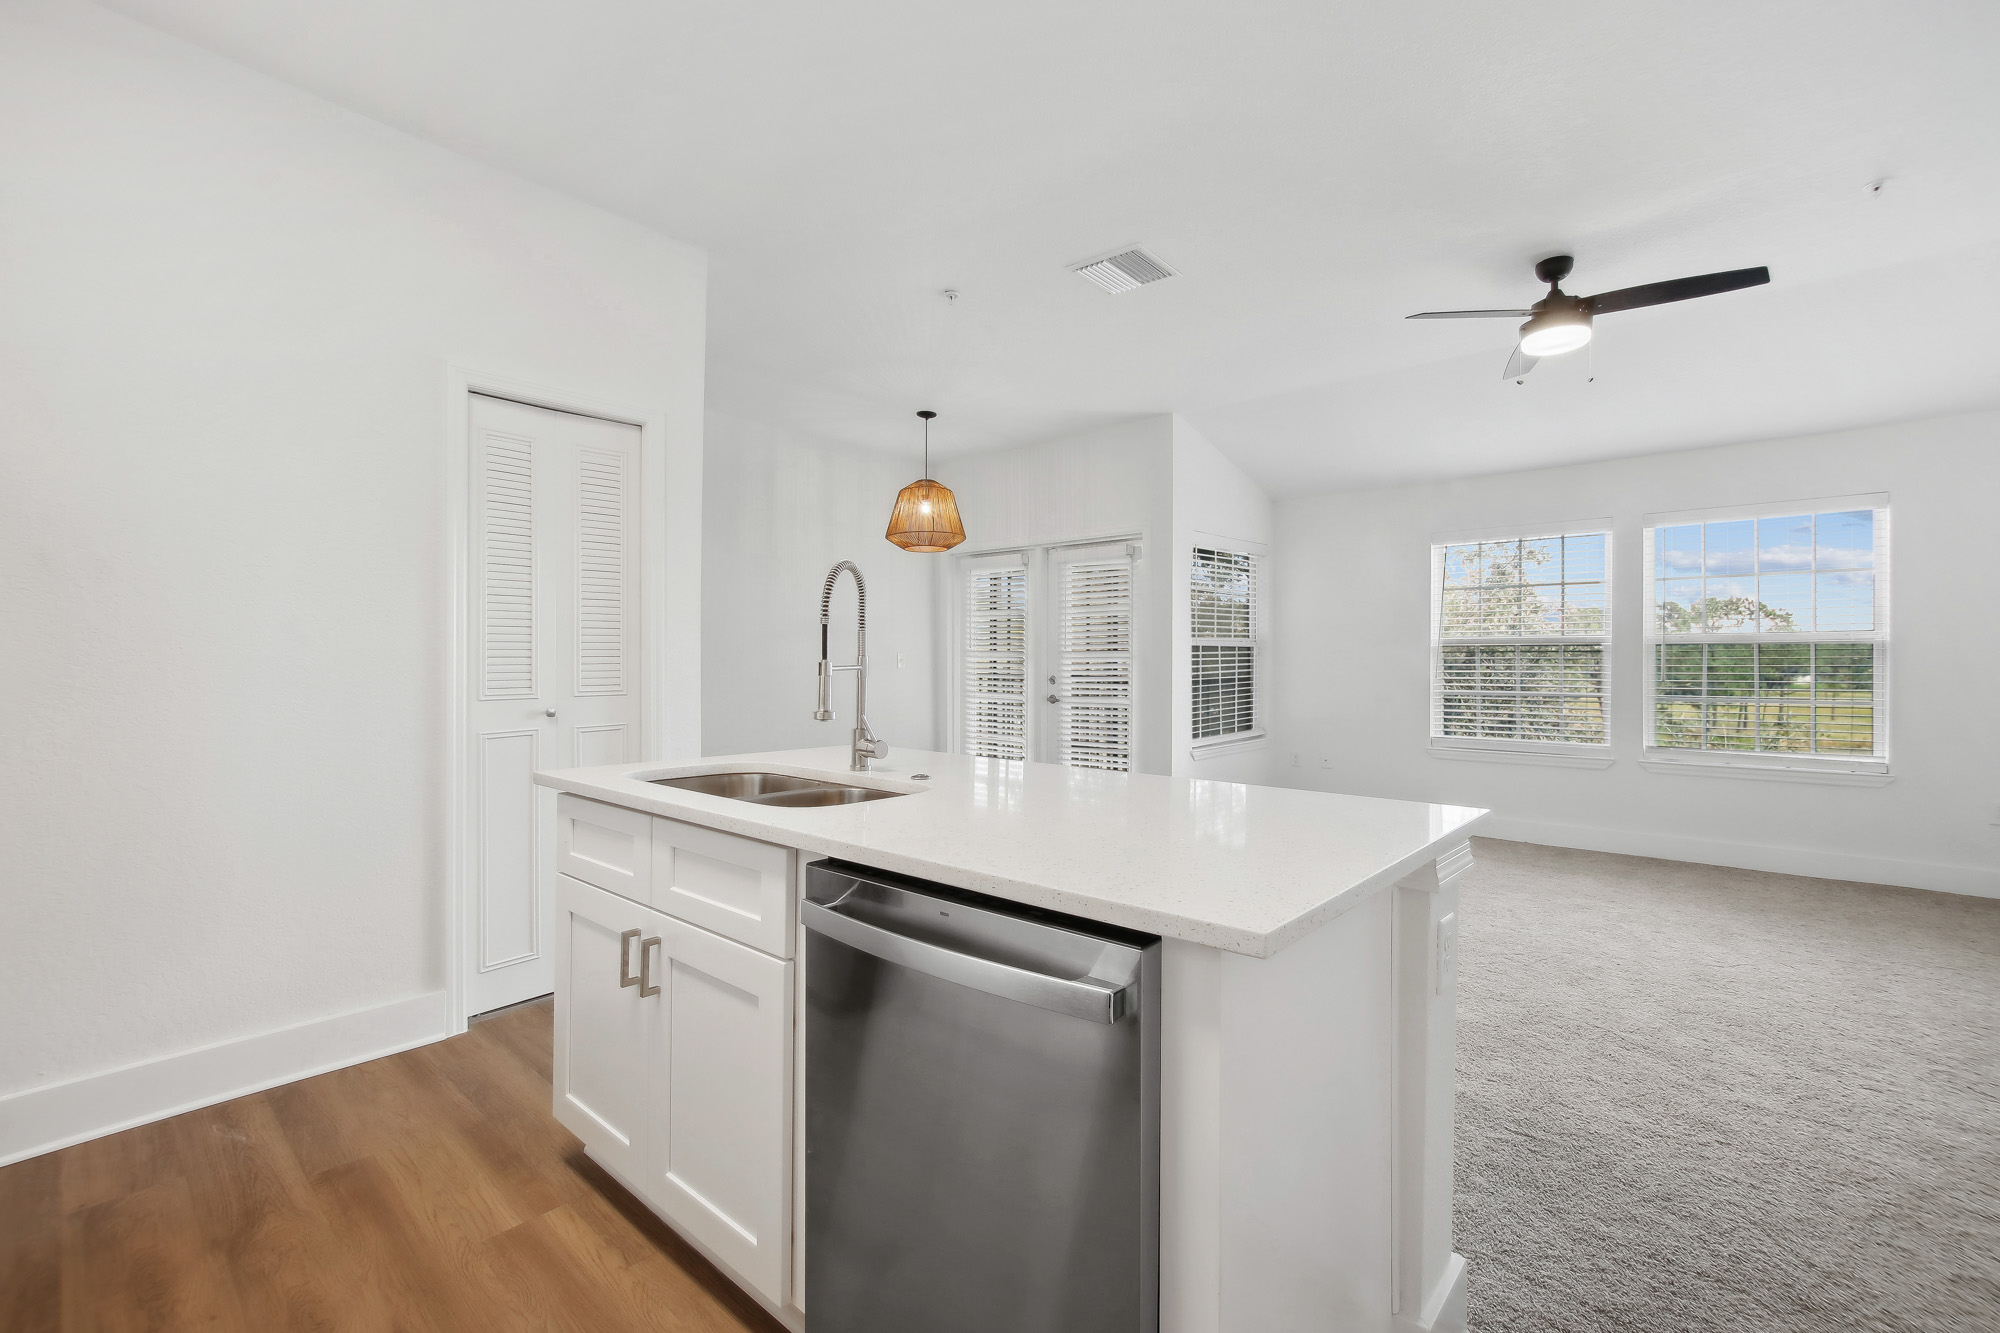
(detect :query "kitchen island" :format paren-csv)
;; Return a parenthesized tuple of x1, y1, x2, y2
(534, 747, 1485, 1333)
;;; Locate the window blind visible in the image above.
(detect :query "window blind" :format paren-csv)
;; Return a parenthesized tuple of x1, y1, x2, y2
(1432, 529, 1610, 748)
(1057, 552, 1133, 771)
(1191, 547, 1258, 741)
(1644, 497, 1888, 768)
(962, 559, 1028, 761)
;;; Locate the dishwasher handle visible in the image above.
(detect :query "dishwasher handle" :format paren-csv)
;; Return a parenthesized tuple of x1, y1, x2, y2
(802, 899, 1134, 1024)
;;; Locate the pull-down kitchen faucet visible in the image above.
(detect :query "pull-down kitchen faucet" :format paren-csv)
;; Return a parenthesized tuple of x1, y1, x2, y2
(815, 560, 886, 772)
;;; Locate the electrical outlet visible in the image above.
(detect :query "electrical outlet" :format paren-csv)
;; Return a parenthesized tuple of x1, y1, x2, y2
(1320, 756, 1333, 770)
(1434, 912, 1458, 995)
(1291, 752, 1301, 767)
(897, 653, 906, 668)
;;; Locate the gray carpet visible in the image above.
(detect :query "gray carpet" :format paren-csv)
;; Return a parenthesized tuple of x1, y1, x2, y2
(1455, 838, 2000, 1333)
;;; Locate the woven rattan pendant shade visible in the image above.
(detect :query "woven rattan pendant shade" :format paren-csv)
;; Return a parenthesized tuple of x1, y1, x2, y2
(885, 477, 965, 552)
(885, 410, 965, 552)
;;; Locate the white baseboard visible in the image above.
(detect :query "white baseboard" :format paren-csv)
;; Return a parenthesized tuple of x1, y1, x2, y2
(1478, 817, 1999, 900)
(1397, 1251, 1468, 1333)
(0, 990, 450, 1167)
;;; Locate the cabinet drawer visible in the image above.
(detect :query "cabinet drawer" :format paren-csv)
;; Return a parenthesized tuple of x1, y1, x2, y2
(651, 816, 794, 957)
(557, 795, 652, 902)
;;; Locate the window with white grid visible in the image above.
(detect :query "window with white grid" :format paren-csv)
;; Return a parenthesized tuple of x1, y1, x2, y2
(1644, 497, 1888, 771)
(1431, 528, 1610, 750)
(1191, 547, 1259, 742)
(961, 558, 1028, 761)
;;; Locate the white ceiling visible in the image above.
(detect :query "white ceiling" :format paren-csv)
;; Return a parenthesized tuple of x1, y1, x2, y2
(105, 0, 2000, 491)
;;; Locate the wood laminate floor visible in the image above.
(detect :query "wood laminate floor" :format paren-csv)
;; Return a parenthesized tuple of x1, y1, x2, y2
(0, 998, 788, 1333)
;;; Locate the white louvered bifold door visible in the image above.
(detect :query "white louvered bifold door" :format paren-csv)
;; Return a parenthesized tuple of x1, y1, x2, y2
(961, 556, 1030, 761)
(467, 394, 642, 1018)
(574, 448, 632, 697)
(1054, 549, 1134, 771)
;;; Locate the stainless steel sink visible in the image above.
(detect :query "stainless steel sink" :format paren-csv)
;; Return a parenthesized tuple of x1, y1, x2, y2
(649, 771, 906, 807)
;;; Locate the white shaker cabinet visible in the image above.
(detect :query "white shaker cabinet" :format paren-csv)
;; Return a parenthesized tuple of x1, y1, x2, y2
(553, 876, 655, 1185)
(554, 873, 795, 1310)
(640, 910, 792, 1302)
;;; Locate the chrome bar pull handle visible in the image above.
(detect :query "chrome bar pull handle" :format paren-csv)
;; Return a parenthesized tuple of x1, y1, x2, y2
(618, 928, 641, 987)
(638, 936, 662, 998)
(802, 899, 1134, 1024)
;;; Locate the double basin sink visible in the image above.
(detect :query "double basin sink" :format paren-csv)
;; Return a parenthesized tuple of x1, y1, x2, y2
(649, 770, 907, 808)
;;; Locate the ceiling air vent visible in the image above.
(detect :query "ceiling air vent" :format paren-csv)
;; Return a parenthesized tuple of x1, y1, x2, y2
(1071, 247, 1177, 294)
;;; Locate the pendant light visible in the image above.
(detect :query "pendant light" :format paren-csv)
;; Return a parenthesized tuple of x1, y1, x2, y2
(885, 410, 965, 552)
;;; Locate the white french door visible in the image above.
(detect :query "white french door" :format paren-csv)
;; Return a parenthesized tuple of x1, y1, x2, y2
(955, 540, 1138, 772)
(1049, 543, 1135, 771)
(960, 554, 1031, 761)
(466, 393, 641, 1017)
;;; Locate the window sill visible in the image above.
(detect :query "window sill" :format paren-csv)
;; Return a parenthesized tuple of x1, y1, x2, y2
(1189, 731, 1268, 760)
(1428, 744, 1614, 770)
(1638, 758, 1893, 787)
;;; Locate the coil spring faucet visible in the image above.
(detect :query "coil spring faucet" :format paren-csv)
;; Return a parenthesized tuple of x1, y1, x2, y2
(815, 560, 886, 772)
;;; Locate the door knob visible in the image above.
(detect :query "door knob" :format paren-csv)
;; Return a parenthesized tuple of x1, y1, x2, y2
(544, 708, 557, 718)
(1047, 694, 1063, 704)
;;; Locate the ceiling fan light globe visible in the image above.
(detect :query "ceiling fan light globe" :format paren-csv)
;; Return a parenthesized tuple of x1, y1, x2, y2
(1519, 324, 1592, 357)
(1518, 310, 1593, 358)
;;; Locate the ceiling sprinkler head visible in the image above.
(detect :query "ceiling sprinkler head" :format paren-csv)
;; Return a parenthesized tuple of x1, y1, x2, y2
(941, 289, 960, 301)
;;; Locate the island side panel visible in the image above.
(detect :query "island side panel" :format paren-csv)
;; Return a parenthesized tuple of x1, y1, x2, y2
(1160, 939, 1224, 1333)
(1217, 887, 1397, 1332)
(1392, 842, 1472, 1333)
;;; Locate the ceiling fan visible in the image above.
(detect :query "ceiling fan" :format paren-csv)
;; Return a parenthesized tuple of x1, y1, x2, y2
(1408, 254, 1771, 380)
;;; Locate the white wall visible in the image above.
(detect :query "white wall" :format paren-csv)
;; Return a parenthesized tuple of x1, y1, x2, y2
(1172, 418, 1277, 784)
(1269, 410, 2000, 897)
(0, 0, 707, 1131)
(701, 412, 938, 757)
(945, 417, 1175, 774)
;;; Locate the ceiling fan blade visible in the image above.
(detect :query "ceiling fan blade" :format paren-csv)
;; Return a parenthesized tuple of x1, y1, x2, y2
(1585, 266, 1770, 316)
(1407, 309, 1533, 319)
(1503, 345, 1538, 380)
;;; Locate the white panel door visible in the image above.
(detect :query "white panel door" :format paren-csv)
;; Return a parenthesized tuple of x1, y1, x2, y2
(467, 393, 642, 1016)
(553, 875, 655, 1185)
(643, 918, 793, 1307)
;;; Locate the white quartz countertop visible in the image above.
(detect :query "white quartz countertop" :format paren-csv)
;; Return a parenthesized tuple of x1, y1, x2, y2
(535, 748, 1486, 958)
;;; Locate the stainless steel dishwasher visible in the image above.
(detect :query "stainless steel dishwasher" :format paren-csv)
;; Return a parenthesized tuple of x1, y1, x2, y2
(803, 860, 1160, 1333)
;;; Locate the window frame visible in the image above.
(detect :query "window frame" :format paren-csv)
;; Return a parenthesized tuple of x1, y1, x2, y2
(1428, 519, 1616, 759)
(1641, 494, 1890, 777)
(1188, 541, 1266, 755)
